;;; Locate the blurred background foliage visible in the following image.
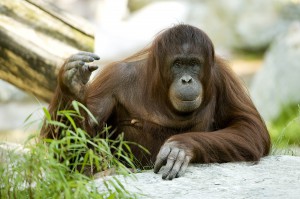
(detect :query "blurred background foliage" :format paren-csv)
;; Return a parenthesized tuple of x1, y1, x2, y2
(270, 104, 300, 148)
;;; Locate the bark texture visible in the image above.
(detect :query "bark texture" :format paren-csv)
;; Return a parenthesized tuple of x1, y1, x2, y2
(0, 0, 94, 102)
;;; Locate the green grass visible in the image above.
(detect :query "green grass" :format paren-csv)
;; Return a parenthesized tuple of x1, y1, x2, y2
(269, 104, 300, 154)
(0, 101, 145, 199)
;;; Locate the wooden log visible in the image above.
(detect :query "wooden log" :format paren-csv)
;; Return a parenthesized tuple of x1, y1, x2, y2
(0, 0, 95, 102)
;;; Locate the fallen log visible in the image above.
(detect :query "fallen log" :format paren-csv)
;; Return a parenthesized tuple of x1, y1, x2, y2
(0, 0, 95, 102)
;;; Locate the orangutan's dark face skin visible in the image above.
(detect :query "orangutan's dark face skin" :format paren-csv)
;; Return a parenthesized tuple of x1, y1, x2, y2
(168, 53, 203, 113)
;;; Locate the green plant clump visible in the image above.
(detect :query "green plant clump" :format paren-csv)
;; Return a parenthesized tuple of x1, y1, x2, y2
(0, 101, 142, 199)
(269, 104, 300, 150)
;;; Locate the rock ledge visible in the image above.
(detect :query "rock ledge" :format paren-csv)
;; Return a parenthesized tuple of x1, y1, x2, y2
(95, 155, 300, 199)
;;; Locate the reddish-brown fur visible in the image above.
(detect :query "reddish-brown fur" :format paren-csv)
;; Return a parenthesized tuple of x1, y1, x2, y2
(42, 24, 270, 168)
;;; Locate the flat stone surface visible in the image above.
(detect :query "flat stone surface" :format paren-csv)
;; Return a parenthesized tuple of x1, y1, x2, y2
(95, 155, 300, 199)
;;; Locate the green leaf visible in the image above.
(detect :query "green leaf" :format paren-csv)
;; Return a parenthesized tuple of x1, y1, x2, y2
(47, 120, 68, 128)
(43, 107, 51, 121)
(107, 193, 116, 199)
(72, 100, 81, 116)
(76, 101, 98, 124)
(64, 112, 77, 130)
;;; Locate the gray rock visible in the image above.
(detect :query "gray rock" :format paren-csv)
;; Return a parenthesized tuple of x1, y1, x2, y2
(2, 143, 299, 198)
(250, 22, 300, 121)
(0, 101, 45, 132)
(94, 0, 300, 63)
(95, 155, 300, 199)
(198, 0, 300, 50)
(233, 0, 287, 50)
(0, 80, 30, 102)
